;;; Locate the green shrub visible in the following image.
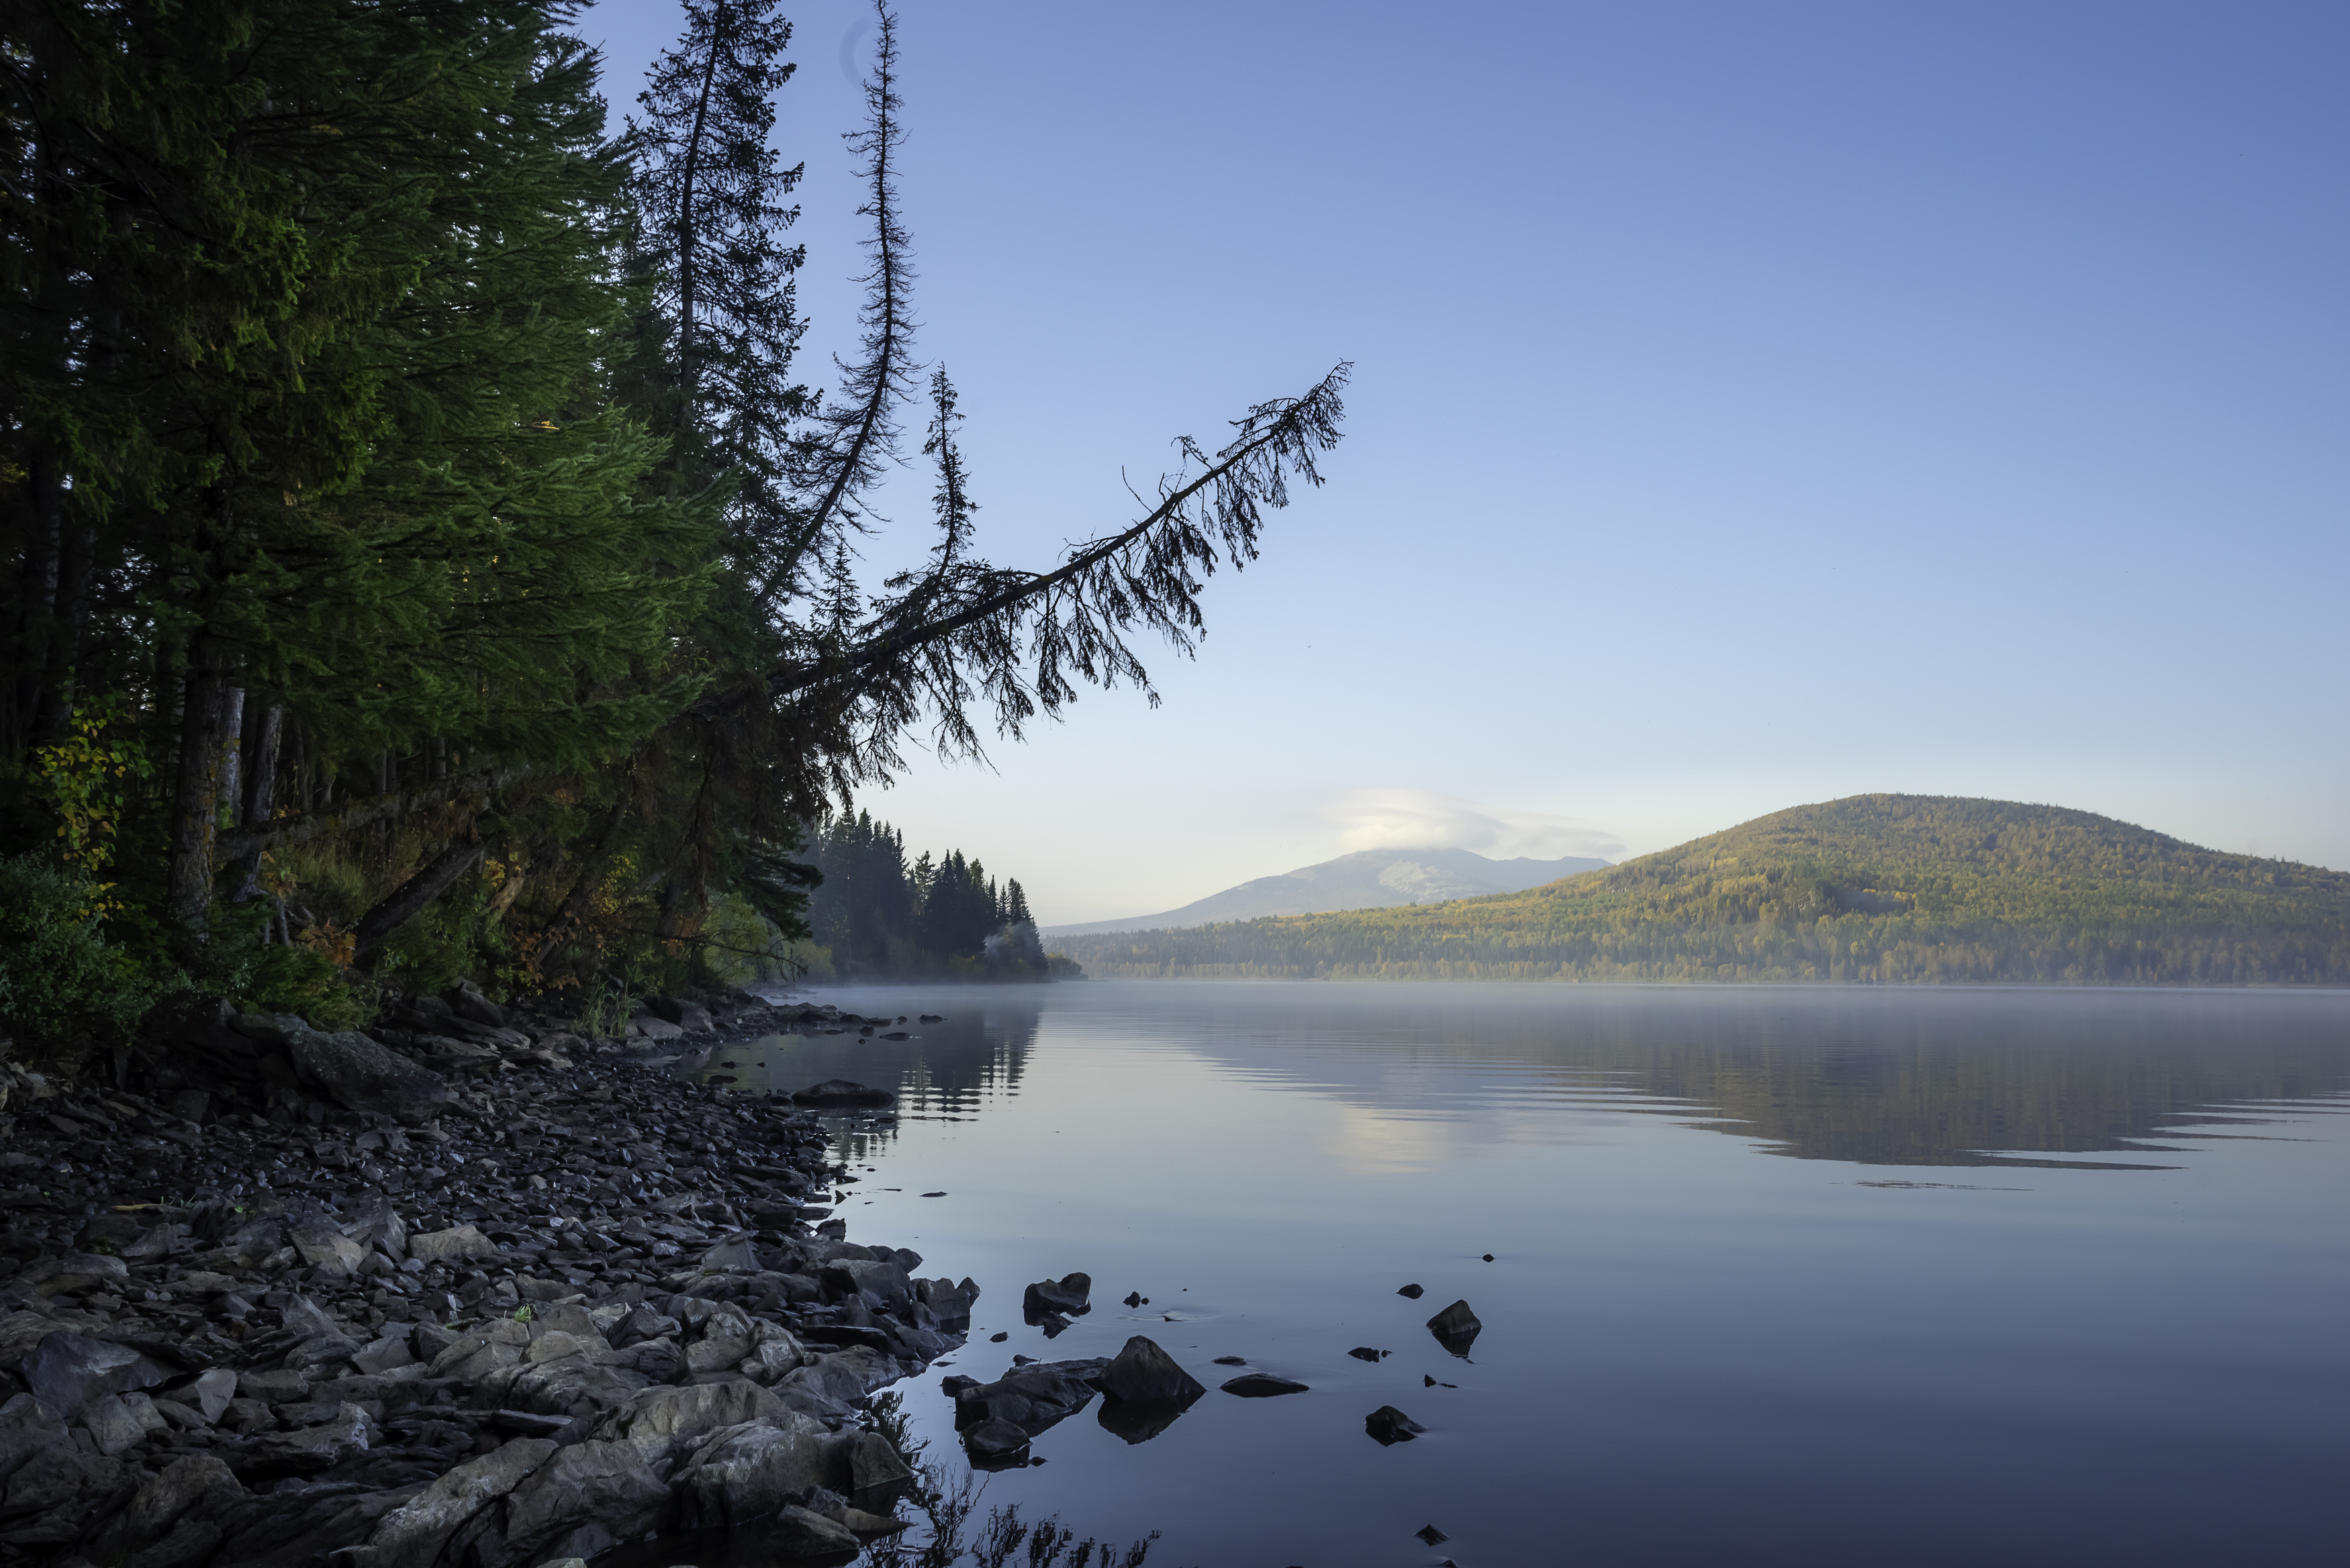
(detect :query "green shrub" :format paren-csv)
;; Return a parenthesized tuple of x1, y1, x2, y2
(0, 853, 166, 1058)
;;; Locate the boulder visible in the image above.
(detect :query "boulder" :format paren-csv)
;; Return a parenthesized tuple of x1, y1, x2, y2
(493, 1358, 651, 1422)
(82, 1391, 154, 1456)
(959, 1418, 1031, 1468)
(1365, 1404, 1427, 1446)
(650, 997, 718, 1032)
(670, 1413, 847, 1528)
(192, 1367, 238, 1422)
(951, 1358, 1107, 1438)
(358, 1436, 557, 1568)
(17, 1251, 131, 1297)
(0, 1442, 132, 1540)
(822, 1258, 913, 1314)
(1220, 1373, 1310, 1398)
(410, 1223, 501, 1265)
(612, 1379, 789, 1475)
(20, 1330, 169, 1417)
(1021, 1272, 1092, 1319)
(352, 1332, 418, 1375)
(1100, 1336, 1205, 1406)
(500, 1439, 668, 1552)
(628, 1014, 685, 1041)
(226, 1401, 370, 1477)
(286, 1027, 454, 1119)
(768, 1503, 861, 1557)
(289, 1219, 368, 1277)
(846, 1429, 911, 1493)
(89, 1454, 243, 1561)
(1425, 1297, 1483, 1357)
(916, 1277, 974, 1329)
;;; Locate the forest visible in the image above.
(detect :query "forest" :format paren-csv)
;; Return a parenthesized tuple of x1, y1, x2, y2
(800, 812, 1078, 981)
(0, 1, 1342, 1058)
(1054, 795, 2350, 986)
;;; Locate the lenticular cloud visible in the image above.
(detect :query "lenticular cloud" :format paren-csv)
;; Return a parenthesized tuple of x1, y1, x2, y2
(1321, 789, 1626, 861)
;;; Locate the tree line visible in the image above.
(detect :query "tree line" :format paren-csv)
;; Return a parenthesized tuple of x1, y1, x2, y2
(0, 0, 1344, 1055)
(802, 811, 1074, 981)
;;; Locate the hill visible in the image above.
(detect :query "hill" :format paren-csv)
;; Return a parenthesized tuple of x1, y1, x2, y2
(1043, 847, 1610, 936)
(1051, 795, 2350, 985)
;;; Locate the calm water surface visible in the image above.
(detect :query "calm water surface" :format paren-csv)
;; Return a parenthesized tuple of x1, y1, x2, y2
(692, 983, 2349, 1567)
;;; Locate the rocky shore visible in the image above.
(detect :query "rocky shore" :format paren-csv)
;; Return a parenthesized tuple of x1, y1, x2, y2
(0, 985, 966, 1568)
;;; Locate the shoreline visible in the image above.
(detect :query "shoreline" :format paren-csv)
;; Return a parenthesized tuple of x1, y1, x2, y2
(0, 989, 963, 1567)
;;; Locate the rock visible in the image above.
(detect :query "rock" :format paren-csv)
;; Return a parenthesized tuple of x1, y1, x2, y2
(289, 1219, 368, 1277)
(1365, 1405, 1426, 1446)
(846, 1429, 911, 1493)
(822, 1258, 913, 1314)
(446, 985, 506, 1028)
(612, 1379, 789, 1474)
(960, 1418, 1031, 1468)
(286, 1027, 454, 1118)
(650, 997, 718, 1032)
(500, 1439, 668, 1554)
(671, 1412, 846, 1528)
(357, 1436, 557, 1567)
(90, 1454, 243, 1561)
(1097, 1397, 1188, 1445)
(18, 1251, 131, 1297)
(495, 1357, 651, 1422)
(1397, 1283, 1425, 1299)
(352, 1332, 418, 1375)
(228, 1401, 371, 1477)
(769, 1503, 861, 1557)
(791, 1079, 896, 1108)
(627, 1014, 684, 1041)
(20, 1330, 170, 1417)
(1100, 1336, 1205, 1405)
(1221, 1373, 1310, 1398)
(409, 1223, 500, 1265)
(1417, 1523, 1450, 1545)
(1347, 1346, 1387, 1363)
(0, 1442, 131, 1540)
(82, 1391, 152, 1455)
(841, 1505, 910, 1534)
(1022, 1272, 1092, 1319)
(951, 1358, 1107, 1438)
(1425, 1298, 1483, 1357)
(916, 1277, 973, 1328)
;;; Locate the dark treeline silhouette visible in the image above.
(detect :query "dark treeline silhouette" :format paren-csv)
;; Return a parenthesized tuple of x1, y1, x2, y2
(804, 813, 1072, 980)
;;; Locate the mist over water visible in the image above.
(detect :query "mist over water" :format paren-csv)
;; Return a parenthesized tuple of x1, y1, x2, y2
(692, 983, 2349, 1566)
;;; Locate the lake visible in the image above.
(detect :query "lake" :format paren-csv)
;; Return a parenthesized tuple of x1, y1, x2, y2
(686, 981, 2349, 1567)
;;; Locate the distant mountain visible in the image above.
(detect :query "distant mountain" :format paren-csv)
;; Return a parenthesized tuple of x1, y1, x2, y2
(1042, 846, 1611, 937)
(1051, 795, 2350, 985)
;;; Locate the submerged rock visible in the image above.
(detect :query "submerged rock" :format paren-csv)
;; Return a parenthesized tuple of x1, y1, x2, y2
(1365, 1405, 1427, 1446)
(1220, 1373, 1309, 1398)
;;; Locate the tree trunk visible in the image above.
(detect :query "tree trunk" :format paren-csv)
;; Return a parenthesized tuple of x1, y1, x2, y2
(233, 703, 285, 899)
(355, 832, 488, 966)
(545, 795, 630, 938)
(164, 636, 236, 957)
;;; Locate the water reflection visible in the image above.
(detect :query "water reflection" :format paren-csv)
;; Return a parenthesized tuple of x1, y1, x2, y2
(709, 983, 2350, 1172)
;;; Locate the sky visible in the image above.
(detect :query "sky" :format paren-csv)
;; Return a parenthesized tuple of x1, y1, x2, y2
(582, 0, 2348, 922)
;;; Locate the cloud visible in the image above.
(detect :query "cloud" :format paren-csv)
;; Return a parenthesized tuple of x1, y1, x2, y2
(1320, 789, 1627, 861)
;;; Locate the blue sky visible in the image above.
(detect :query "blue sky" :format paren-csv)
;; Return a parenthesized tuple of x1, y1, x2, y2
(585, 0, 2347, 921)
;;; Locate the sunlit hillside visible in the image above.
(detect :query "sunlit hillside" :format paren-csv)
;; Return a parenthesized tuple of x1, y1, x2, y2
(1055, 795, 2350, 985)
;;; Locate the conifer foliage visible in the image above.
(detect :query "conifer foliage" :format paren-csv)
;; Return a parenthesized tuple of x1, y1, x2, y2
(0, 0, 1344, 1051)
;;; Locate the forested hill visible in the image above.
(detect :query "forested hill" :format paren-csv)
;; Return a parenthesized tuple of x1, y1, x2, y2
(1053, 795, 2350, 985)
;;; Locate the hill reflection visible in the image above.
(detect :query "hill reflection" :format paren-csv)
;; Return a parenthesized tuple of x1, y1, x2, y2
(709, 984, 2349, 1173)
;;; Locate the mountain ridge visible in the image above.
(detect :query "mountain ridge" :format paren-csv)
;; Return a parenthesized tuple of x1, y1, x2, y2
(1044, 846, 1611, 936)
(1051, 794, 2350, 985)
